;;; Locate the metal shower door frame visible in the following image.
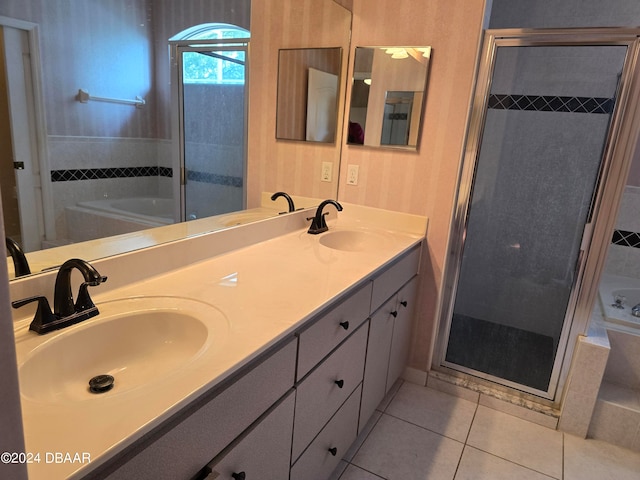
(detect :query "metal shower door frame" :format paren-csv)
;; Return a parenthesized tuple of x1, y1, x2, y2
(170, 37, 250, 222)
(436, 28, 640, 402)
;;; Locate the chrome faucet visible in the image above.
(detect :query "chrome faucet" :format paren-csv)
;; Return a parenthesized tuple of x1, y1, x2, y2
(307, 200, 343, 234)
(271, 191, 296, 213)
(632, 304, 640, 318)
(12, 258, 107, 334)
(5, 237, 31, 277)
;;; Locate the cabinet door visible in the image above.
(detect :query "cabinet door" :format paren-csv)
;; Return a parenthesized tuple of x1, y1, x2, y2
(359, 295, 396, 433)
(208, 391, 295, 480)
(386, 276, 418, 391)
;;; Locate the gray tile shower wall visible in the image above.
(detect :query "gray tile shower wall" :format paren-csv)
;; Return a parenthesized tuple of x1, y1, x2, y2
(47, 136, 173, 243)
(605, 186, 640, 279)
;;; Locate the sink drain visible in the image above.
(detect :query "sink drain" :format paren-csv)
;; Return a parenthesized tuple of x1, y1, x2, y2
(89, 374, 115, 394)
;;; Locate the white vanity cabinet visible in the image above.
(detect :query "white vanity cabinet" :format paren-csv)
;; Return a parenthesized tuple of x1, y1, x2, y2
(360, 248, 421, 432)
(89, 243, 422, 480)
(101, 340, 297, 480)
(290, 385, 362, 480)
(292, 323, 368, 460)
(205, 391, 296, 480)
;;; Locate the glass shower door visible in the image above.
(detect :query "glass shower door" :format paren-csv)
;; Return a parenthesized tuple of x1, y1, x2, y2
(178, 44, 248, 221)
(443, 40, 628, 396)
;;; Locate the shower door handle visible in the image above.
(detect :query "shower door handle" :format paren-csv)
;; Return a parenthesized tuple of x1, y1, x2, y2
(13, 161, 24, 170)
(570, 249, 585, 285)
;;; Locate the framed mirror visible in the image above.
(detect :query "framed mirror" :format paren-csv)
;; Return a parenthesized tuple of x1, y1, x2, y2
(348, 46, 432, 149)
(276, 47, 342, 143)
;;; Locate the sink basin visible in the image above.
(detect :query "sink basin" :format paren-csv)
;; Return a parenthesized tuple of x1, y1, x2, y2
(19, 296, 228, 404)
(319, 229, 394, 252)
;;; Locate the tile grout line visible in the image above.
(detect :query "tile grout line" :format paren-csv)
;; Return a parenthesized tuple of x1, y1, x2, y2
(466, 394, 560, 480)
(462, 444, 560, 479)
(380, 411, 468, 445)
(451, 399, 480, 479)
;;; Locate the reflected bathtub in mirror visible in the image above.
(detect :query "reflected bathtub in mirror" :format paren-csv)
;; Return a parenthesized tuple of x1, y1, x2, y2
(348, 46, 431, 149)
(276, 47, 342, 143)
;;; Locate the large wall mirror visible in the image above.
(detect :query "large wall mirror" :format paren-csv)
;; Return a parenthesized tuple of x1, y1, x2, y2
(0, 0, 351, 280)
(348, 46, 432, 149)
(276, 47, 342, 143)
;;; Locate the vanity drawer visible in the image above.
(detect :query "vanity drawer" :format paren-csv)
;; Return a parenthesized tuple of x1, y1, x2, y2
(105, 339, 297, 480)
(207, 391, 295, 480)
(292, 323, 367, 461)
(371, 244, 421, 312)
(297, 282, 372, 380)
(290, 385, 361, 480)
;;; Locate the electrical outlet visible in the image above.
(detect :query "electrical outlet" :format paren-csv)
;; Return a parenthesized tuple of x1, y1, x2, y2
(347, 164, 359, 185)
(321, 162, 333, 182)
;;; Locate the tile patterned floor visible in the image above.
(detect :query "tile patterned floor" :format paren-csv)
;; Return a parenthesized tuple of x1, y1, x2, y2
(330, 381, 640, 480)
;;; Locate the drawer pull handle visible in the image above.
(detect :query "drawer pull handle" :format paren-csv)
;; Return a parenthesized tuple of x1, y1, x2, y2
(390, 310, 398, 318)
(339, 320, 350, 330)
(400, 300, 408, 307)
(334, 379, 344, 388)
(232, 472, 246, 480)
(328, 447, 338, 456)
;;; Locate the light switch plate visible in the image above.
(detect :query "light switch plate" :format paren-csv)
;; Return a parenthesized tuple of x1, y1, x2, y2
(321, 162, 333, 182)
(347, 164, 359, 185)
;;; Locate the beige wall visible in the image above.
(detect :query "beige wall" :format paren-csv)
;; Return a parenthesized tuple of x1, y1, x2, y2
(339, 0, 487, 371)
(247, 0, 351, 208)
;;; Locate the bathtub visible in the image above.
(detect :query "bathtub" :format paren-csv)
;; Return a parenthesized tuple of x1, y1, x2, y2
(77, 197, 175, 225)
(598, 273, 640, 332)
(65, 197, 175, 243)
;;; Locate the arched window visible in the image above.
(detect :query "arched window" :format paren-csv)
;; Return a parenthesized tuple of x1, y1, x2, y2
(171, 23, 249, 41)
(170, 23, 249, 85)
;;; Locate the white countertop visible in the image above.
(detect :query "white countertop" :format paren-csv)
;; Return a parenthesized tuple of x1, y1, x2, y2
(11, 204, 426, 479)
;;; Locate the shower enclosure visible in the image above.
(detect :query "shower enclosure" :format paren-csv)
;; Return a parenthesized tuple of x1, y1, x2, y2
(437, 29, 640, 400)
(170, 29, 249, 222)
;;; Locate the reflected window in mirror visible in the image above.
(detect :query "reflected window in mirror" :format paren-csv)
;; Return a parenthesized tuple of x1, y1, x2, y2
(276, 47, 342, 143)
(348, 46, 431, 149)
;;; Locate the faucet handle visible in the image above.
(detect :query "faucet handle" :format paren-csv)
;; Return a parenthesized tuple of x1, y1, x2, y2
(75, 276, 108, 312)
(12, 295, 57, 333)
(307, 212, 330, 234)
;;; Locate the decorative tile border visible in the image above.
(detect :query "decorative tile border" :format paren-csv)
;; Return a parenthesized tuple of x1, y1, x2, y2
(186, 170, 243, 188)
(50, 166, 241, 188)
(488, 94, 615, 114)
(51, 166, 172, 182)
(612, 230, 640, 249)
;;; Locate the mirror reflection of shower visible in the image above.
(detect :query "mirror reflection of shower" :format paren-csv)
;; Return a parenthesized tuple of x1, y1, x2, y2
(381, 91, 417, 146)
(348, 46, 431, 149)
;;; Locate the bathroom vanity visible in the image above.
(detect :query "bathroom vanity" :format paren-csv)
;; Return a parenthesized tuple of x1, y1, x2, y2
(10, 204, 426, 479)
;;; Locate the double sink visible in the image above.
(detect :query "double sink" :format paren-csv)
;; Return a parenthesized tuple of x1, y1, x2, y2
(15, 225, 392, 406)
